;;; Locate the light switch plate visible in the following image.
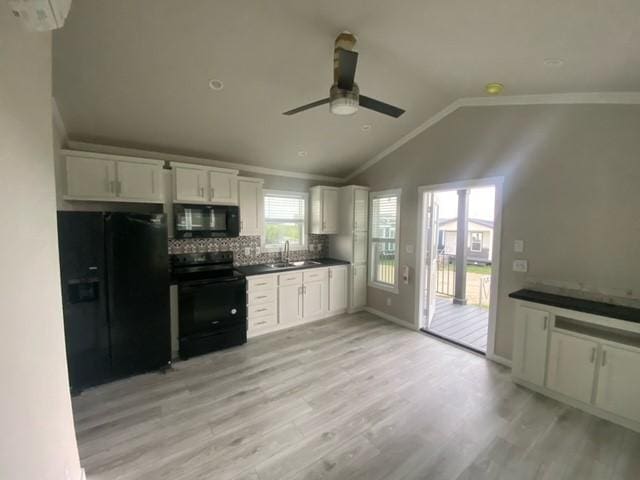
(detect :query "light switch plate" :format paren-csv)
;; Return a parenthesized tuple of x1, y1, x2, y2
(513, 259, 528, 273)
(514, 240, 524, 253)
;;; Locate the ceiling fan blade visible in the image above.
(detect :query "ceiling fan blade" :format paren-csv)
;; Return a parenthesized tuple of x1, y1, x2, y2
(337, 48, 358, 90)
(282, 98, 330, 116)
(359, 95, 405, 118)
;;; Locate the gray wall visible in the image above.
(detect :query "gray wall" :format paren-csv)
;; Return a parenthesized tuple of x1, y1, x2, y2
(352, 104, 640, 360)
(0, 10, 82, 480)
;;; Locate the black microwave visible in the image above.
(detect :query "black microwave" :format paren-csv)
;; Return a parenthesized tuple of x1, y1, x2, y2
(174, 204, 240, 239)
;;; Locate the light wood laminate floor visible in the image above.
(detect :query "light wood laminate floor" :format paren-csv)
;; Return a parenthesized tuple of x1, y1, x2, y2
(73, 312, 640, 480)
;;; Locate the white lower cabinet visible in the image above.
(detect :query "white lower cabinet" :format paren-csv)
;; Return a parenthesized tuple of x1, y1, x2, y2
(512, 299, 640, 432)
(546, 331, 598, 404)
(278, 283, 302, 325)
(328, 266, 348, 313)
(248, 266, 348, 336)
(512, 306, 549, 386)
(595, 344, 640, 423)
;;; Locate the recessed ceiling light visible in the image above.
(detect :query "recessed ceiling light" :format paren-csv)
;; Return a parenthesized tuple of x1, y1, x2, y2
(297, 151, 308, 157)
(208, 79, 224, 90)
(485, 83, 504, 95)
(543, 58, 565, 67)
(361, 124, 372, 131)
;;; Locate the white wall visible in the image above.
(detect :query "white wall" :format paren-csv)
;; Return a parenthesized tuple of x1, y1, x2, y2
(352, 104, 640, 360)
(0, 9, 82, 480)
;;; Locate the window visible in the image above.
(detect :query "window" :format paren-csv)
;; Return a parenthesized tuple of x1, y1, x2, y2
(369, 189, 401, 292)
(263, 190, 307, 249)
(469, 232, 483, 252)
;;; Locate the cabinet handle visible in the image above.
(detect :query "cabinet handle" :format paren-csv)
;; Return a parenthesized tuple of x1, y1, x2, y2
(255, 308, 268, 313)
(109, 180, 115, 193)
(256, 282, 267, 286)
(543, 316, 548, 330)
(601, 350, 607, 367)
(590, 347, 596, 363)
(329, 270, 332, 279)
(256, 295, 267, 299)
(210, 187, 215, 198)
(117, 180, 122, 195)
(255, 320, 267, 326)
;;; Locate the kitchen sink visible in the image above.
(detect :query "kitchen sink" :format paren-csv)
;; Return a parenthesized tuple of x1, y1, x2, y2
(265, 260, 322, 269)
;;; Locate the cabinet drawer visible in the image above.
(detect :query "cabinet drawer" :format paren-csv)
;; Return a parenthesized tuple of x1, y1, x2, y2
(248, 275, 276, 291)
(278, 271, 303, 286)
(248, 302, 277, 319)
(248, 289, 276, 306)
(249, 315, 277, 330)
(303, 268, 328, 282)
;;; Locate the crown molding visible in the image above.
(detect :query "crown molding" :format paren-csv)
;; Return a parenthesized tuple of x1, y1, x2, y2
(344, 91, 640, 181)
(66, 140, 344, 183)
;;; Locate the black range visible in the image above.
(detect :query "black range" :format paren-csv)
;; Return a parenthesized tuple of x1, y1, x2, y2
(171, 251, 247, 359)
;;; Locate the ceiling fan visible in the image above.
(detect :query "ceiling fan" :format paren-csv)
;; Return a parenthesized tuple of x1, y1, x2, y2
(283, 32, 405, 118)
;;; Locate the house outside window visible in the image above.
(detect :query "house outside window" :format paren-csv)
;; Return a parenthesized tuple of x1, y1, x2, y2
(369, 189, 401, 292)
(469, 231, 483, 252)
(263, 190, 307, 250)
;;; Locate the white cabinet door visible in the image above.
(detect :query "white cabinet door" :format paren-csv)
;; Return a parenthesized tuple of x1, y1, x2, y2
(303, 280, 328, 319)
(595, 344, 640, 423)
(278, 284, 302, 325)
(175, 166, 207, 202)
(546, 331, 598, 404)
(353, 232, 368, 264)
(353, 188, 368, 232)
(117, 160, 162, 202)
(328, 266, 348, 313)
(238, 179, 263, 236)
(66, 155, 116, 199)
(209, 172, 238, 204)
(351, 264, 367, 310)
(322, 188, 339, 233)
(512, 306, 550, 386)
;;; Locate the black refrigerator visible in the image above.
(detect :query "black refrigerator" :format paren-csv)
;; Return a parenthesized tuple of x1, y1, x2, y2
(57, 212, 171, 392)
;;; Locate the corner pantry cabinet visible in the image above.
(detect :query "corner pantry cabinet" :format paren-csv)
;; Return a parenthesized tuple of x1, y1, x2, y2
(310, 186, 339, 234)
(171, 162, 238, 205)
(63, 150, 164, 203)
(511, 292, 640, 432)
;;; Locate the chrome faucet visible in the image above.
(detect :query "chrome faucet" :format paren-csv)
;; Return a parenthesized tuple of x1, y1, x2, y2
(282, 240, 290, 264)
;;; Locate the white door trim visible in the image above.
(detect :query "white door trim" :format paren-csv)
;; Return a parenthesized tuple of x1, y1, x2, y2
(415, 176, 504, 359)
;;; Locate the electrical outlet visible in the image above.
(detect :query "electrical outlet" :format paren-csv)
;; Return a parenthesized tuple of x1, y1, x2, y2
(244, 247, 251, 256)
(406, 244, 414, 254)
(386, 297, 392, 306)
(514, 240, 524, 253)
(513, 259, 528, 273)
(255, 247, 261, 255)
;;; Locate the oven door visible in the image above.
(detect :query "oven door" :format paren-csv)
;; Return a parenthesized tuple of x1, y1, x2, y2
(174, 204, 239, 238)
(178, 277, 247, 337)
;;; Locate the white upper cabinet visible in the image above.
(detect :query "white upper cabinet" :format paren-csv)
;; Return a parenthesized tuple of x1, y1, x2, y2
(174, 165, 208, 203)
(546, 331, 599, 404)
(595, 344, 640, 423)
(310, 186, 339, 234)
(171, 162, 238, 205)
(209, 171, 238, 204)
(66, 154, 117, 200)
(64, 151, 163, 203)
(512, 305, 550, 386)
(116, 159, 163, 202)
(238, 177, 264, 236)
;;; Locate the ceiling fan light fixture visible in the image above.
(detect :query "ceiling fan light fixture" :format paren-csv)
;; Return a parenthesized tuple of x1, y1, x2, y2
(329, 84, 359, 115)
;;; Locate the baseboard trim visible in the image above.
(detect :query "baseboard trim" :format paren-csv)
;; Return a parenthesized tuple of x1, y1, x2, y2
(486, 352, 512, 368)
(364, 307, 417, 331)
(513, 377, 640, 434)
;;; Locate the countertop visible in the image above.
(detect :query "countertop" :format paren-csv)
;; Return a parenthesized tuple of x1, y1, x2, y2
(509, 289, 640, 324)
(237, 258, 351, 276)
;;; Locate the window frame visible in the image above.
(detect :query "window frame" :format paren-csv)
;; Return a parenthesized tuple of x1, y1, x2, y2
(262, 189, 309, 252)
(469, 231, 483, 253)
(368, 188, 401, 294)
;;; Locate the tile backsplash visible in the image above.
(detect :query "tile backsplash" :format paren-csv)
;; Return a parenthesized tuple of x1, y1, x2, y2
(168, 235, 329, 266)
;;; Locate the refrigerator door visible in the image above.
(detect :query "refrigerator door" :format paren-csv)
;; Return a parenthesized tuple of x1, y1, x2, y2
(57, 212, 111, 390)
(105, 213, 170, 378)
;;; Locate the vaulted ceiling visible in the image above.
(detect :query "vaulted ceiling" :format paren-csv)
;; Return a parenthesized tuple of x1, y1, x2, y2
(53, 0, 640, 178)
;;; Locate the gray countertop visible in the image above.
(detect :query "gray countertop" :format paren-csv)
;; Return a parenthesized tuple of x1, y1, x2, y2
(237, 258, 350, 276)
